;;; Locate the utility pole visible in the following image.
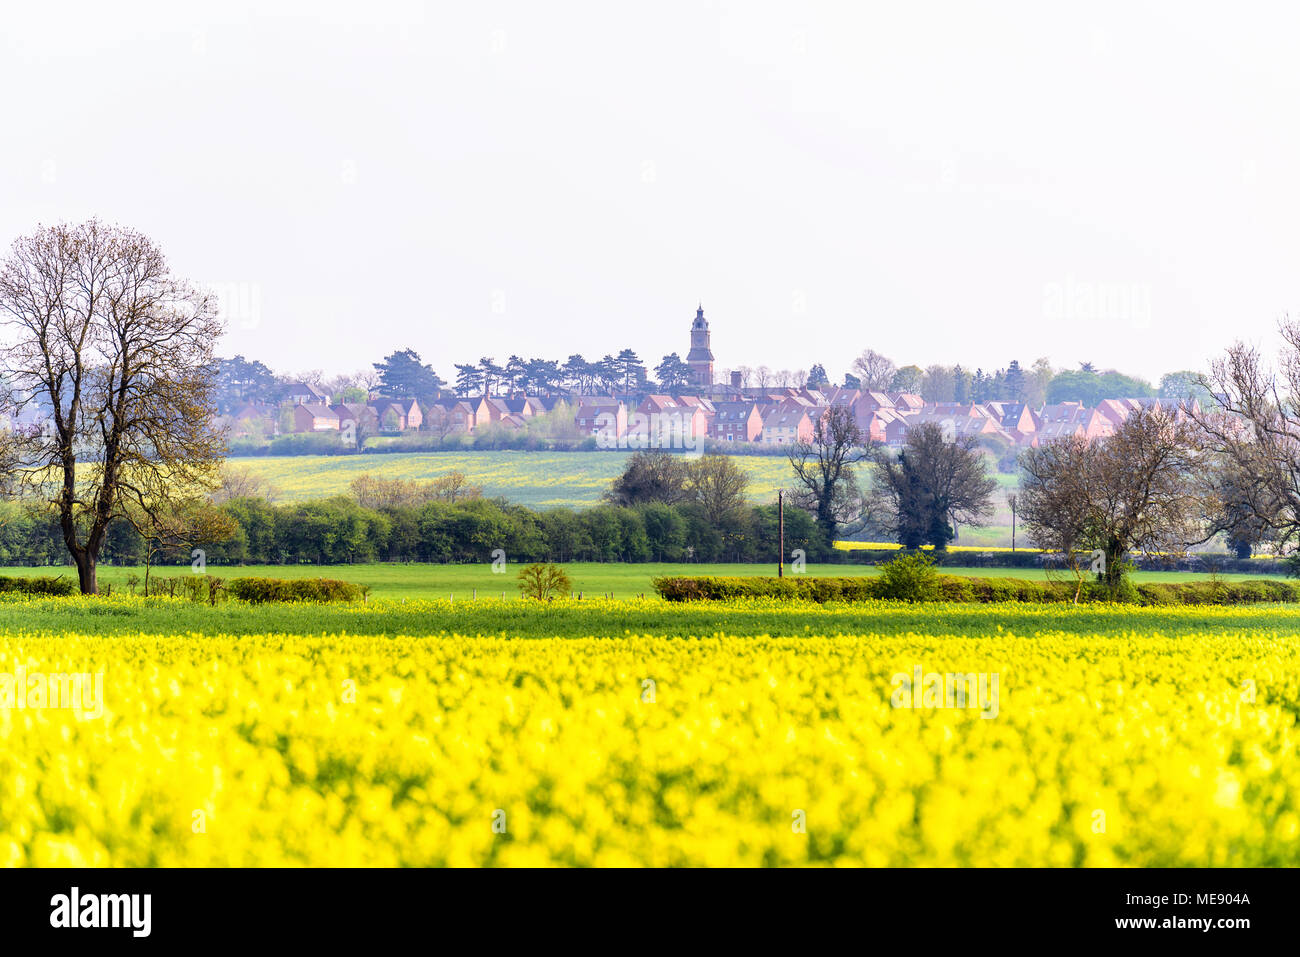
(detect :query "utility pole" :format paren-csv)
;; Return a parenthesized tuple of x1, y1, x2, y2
(778, 489, 785, 578)
(1008, 492, 1018, 552)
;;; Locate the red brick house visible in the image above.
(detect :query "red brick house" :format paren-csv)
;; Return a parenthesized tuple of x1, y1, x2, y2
(710, 401, 764, 442)
(575, 398, 627, 442)
(626, 400, 707, 448)
(292, 403, 340, 432)
(370, 399, 421, 432)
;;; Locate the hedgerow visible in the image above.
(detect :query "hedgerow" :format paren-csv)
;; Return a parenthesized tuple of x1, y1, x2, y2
(653, 574, 1300, 605)
(225, 577, 369, 603)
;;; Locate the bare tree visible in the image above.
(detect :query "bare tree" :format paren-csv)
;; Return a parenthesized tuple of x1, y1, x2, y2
(350, 471, 483, 510)
(125, 497, 235, 595)
(1016, 434, 1094, 597)
(211, 464, 277, 503)
(851, 349, 897, 392)
(355, 368, 383, 397)
(321, 372, 362, 400)
(1194, 322, 1300, 548)
(0, 220, 225, 593)
(1019, 408, 1204, 592)
(788, 404, 867, 542)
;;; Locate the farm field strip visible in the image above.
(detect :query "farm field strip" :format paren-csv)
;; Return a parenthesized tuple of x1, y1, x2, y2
(0, 562, 1283, 603)
(2, 592, 1298, 638)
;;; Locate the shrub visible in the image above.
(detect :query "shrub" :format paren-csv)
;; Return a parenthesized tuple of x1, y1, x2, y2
(874, 551, 942, 602)
(517, 563, 572, 601)
(0, 575, 76, 596)
(226, 577, 368, 603)
(142, 574, 228, 603)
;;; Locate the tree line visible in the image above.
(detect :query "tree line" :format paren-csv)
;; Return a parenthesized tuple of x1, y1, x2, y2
(848, 349, 1208, 408)
(0, 471, 826, 569)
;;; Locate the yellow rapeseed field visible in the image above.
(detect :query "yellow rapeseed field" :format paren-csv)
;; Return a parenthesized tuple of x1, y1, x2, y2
(1, 595, 1295, 867)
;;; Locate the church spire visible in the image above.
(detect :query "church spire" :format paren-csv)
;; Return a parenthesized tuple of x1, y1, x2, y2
(687, 302, 714, 385)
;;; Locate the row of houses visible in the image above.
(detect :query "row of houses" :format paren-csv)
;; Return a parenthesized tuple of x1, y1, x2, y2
(229, 379, 1200, 448)
(226, 389, 569, 438)
(570, 388, 1202, 448)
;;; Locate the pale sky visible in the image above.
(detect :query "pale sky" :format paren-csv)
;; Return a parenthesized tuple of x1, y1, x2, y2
(4, 1, 1299, 385)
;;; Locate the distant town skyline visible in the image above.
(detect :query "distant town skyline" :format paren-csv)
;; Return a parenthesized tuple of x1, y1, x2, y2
(5, 2, 1300, 382)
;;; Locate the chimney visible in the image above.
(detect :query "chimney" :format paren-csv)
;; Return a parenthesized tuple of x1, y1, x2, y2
(730, 370, 743, 390)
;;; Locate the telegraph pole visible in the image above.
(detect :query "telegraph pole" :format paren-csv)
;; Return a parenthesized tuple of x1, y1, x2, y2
(778, 489, 785, 578)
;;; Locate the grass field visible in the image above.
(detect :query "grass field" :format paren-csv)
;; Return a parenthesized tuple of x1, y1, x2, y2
(1, 561, 1285, 601)
(1, 594, 1296, 866)
(234, 450, 797, 508)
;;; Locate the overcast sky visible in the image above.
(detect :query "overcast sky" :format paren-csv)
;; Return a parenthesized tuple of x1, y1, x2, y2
(4, 1, 1299, 385)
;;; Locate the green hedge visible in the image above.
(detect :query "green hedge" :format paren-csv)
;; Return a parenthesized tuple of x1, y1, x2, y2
(652, 575, 877, 603)
(1135, 579, 1300, 605)
(226, 577, 369, 604)
(0, 575, 76, 596)
(653, 575, 1300, 606)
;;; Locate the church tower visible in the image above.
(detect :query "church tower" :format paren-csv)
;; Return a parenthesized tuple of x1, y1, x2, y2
(686, 303, 715, 386)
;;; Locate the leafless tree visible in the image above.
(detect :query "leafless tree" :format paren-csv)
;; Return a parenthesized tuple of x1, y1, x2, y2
(211, 464, 277, 503)
(0, 219, 225, 593)
(1193, 322, 1300, 548)
(124, 497, 235, 595)
(355, 369, 383, 396)
(1018, 408, 1205, 593)
(851, 349, 897, 392)
(1016, 434, 1094, 596)
(350, 471, 483, 510)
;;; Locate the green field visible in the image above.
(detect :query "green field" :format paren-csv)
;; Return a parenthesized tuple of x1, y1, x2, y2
(4, 561, 1285, 602)
(1, 585, 1296, 638)
(234, 450, 796, 508)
